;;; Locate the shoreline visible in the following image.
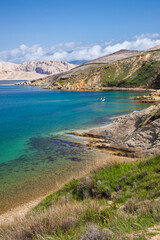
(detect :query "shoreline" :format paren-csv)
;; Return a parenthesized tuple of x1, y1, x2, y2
(131, 89, 160, 103)
(17, 80, 156, 92)
(45, 86, 155, 92)
(0, 196, 43, 226)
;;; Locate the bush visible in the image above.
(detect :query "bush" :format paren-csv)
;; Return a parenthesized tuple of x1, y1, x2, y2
(81, 225, 113, 240)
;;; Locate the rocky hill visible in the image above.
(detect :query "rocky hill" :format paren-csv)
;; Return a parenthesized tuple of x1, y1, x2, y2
(84, 49, 142, 65)
(0, 61, 76, 80)
(24, 45, 160, 90)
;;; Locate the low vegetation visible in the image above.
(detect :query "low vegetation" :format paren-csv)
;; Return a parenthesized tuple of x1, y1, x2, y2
(1, 155, 160, 239)
(102, 60, 160, 88)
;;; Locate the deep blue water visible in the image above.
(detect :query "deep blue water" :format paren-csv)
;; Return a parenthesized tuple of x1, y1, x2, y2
(0, 80, 150, 213)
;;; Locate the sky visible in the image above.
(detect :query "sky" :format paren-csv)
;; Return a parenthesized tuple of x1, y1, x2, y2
(0, 0, 160, 63)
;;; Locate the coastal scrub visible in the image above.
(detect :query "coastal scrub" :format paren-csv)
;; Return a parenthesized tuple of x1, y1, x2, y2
(1, 155, 160, 240)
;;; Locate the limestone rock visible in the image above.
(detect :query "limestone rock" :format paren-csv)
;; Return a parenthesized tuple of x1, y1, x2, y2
(75, 104, 160, 157)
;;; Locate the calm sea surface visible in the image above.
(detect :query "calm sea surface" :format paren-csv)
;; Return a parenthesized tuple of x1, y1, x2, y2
(0, 81, 150, 213)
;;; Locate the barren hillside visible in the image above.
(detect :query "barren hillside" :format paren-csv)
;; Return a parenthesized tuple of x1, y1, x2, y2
(0, 61, 76, 80)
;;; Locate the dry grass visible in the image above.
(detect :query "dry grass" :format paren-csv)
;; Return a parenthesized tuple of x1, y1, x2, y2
(124, 198, 160, 216)
(71, 154, 135, 180)
(0, 200, 100, 240)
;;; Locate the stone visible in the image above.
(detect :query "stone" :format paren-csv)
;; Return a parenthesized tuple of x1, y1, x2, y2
(75, 103, 160, 158)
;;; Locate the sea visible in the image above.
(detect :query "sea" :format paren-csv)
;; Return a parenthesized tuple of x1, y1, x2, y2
(0, 80, 150, 213)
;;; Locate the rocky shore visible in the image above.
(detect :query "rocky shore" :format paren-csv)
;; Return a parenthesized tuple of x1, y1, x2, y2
(71, 103, 160, 158)
(131, 90, 160, 103)
(17, 80, 155, 92)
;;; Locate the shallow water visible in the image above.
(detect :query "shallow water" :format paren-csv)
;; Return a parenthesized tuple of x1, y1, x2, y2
(0, 81, 150, 213)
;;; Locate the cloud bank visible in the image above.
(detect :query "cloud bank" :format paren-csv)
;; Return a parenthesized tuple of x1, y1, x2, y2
(0, 33, 160, 63)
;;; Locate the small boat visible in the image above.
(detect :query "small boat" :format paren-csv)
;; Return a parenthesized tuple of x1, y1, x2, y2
(101, 97, 105, 102)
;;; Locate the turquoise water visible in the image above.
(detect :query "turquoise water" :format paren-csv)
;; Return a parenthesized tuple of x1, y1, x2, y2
(0, 81, 150, 213)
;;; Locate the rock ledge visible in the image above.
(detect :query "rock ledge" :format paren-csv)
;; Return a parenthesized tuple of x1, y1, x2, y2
(72, 104, 160, 157)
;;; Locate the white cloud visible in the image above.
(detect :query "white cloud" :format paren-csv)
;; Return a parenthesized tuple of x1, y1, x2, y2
(20, 44, 28, 51)
(134, 33, 160, 39)
(0, 33, 160, 63)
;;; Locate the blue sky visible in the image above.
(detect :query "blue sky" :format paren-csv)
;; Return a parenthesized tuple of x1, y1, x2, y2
(0, 0, 160, 63)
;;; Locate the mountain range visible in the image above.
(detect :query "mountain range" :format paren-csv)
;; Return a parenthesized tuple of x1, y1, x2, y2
(0, 61, 76, 80)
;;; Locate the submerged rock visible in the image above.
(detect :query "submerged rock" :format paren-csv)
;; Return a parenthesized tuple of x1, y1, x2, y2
(70, 157, 82, 162)
(47, 156, 54, 162)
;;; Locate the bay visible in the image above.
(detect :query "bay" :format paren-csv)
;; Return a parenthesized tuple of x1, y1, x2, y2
(0, 80, 150, 213)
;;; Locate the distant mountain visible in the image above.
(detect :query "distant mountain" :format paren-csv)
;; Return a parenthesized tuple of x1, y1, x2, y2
(0, 61, 76, 80)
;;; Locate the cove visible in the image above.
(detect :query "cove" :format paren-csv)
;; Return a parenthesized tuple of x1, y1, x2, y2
(0, 81, 150, 213)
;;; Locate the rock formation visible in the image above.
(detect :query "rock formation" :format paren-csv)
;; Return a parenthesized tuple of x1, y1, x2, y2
(72, 104, 160, 158)
(131, 90, 160, 103)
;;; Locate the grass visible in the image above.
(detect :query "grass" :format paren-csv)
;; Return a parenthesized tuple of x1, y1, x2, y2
(1, 155, 160, 239)
(123, 61, 160, 88)
(102, 60, 160, 88)
(102, 62, 133, 87)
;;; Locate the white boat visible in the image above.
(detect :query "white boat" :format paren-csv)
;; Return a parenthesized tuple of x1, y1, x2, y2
(101, 97, 105, 102)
